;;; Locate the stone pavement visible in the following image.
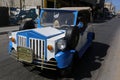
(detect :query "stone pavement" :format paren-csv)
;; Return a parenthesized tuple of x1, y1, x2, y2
(0, 26, 19, 34)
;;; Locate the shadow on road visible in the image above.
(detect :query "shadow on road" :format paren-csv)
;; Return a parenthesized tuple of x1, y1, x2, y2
(72, 42, 109, 80)
(27, 42, 109, 80)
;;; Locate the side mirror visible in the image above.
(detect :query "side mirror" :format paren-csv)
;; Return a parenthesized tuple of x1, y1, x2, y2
(77, 22, 83, 28)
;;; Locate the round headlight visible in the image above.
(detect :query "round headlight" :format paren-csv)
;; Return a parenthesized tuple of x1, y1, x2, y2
(57, 39, 66, 50)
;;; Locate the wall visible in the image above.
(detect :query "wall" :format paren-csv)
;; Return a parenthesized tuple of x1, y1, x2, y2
(79, 0, 97, 5)
(0, 7, 9, 26)
(0, 0, 42, 8)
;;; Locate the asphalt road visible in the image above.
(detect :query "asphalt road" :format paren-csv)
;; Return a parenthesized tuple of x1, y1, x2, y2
(0, 17, 120, 80)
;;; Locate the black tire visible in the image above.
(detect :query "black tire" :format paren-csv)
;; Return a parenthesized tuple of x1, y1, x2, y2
(92, 33, 95, 40)
(58, 52, 79, 77)
(87, 32, 95, 40)
(58, 67, 72, 77)
(72, 52, 79, 70)
(65, 27, 79, 49)
(19, 20, 35, 30)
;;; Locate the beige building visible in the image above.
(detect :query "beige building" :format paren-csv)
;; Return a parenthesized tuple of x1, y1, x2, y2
(0, 0, 44, 9)
(117, 11, 120, 14)
(104, 2, 115, 14)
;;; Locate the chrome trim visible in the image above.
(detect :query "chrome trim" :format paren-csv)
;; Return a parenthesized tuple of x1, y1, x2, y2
(36, 65, 57, 70)
(35, 61, 57, 67)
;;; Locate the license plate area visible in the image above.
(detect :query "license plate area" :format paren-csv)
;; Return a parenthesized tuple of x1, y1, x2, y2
(17, 46, 33, 63)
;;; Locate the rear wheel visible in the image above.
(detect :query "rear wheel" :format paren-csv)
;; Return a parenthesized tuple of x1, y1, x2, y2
(19, 20, 35, 30)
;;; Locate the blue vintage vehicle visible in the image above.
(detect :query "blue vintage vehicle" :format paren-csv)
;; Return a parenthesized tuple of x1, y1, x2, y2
(9, 7, 95, 75)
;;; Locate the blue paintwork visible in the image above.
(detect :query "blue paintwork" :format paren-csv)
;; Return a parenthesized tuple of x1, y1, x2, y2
(17, 30, 47, 47)
(17, 27, 64, 39)
(73, 11, 78, 26)
(78, 32, 94, 57)
(35, 17, 41, 28)
(17, 30, 48, 60)
(77, 22, 84, 28)
(16, 29, 64, 60)
(8, 41, 13, 54)
(47, 32, 64, 39)
(34, 9, 44, 28)
(41, 8, 78, 12)
(38, 9, 78, 27)
(8, 8, 95, 70)
(55, 50, 75, 68)
(40, 9, 44, 18)
(36, 9, 79, 28)
(54, 32, 94, 69)
(17, 30, 47, 39)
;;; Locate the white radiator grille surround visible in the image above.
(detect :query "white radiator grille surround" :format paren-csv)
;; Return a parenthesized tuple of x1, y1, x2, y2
(18, 35, 27, 47)
(17, 35, 46, 60)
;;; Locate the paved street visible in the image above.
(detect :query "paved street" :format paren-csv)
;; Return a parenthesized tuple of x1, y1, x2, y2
(96, 18, 120, 80)
(0, 26, 19, 34)
(0, 17, 120, 80)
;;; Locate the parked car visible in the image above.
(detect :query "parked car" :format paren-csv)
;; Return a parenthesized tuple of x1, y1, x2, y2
(117, 13, 120, 18)
(10, 8, 37, 25)
(9, 7, 95, 76)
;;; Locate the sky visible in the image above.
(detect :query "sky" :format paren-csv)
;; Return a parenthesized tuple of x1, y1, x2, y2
(107, 0, 120, 12)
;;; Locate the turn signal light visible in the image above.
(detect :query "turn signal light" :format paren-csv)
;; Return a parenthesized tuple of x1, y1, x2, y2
(47, 45, 53, 51)
(11, 37, 16, 43)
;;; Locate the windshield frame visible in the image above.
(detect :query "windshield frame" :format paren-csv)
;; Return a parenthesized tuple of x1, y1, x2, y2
(39, 9, 78, 27)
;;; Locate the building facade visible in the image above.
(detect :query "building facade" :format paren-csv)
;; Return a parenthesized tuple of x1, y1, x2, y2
(0, 0, 44, 9)
(104, 2, 115, 14)
(0, 0, 105, 26)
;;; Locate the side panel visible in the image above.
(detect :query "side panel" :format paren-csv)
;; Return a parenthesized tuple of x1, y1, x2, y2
(76, 25, 94, 54)
(9, 41, 12, 53)
(78, 32, 94, 57)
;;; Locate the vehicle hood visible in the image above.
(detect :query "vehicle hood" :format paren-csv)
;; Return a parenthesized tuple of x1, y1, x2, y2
(17, 27, 65, 39)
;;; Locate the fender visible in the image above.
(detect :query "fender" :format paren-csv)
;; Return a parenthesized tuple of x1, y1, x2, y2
(9, 41, 12, 54)
(55, 50, 75, 69)
(78, 32, 95, 57)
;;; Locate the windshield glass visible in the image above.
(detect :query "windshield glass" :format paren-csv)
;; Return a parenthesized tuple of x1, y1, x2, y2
(40, 10, 75, 28)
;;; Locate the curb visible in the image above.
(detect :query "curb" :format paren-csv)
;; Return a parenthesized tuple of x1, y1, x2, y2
(0, 30, 18, 35)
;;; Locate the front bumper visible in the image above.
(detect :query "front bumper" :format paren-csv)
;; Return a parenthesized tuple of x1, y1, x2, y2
(10, 46, 57, 70)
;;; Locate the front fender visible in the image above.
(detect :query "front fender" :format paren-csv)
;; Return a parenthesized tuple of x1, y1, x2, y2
(55, 50, 75, 69)
(8, 41, 12, 54)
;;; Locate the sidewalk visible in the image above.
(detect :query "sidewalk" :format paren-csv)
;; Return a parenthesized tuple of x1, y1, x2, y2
(0, 26, 19, 34)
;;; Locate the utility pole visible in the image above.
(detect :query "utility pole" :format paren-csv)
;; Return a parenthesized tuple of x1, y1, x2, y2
(20, 0, 22, 10)
(41, 0, 43, 8)
(54, 0, 56, 8)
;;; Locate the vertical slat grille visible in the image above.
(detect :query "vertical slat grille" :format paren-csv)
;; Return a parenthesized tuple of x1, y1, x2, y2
(29, 38, 45, 59)
(17, 36, 57, 70)
(18, 35, 27, 47)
